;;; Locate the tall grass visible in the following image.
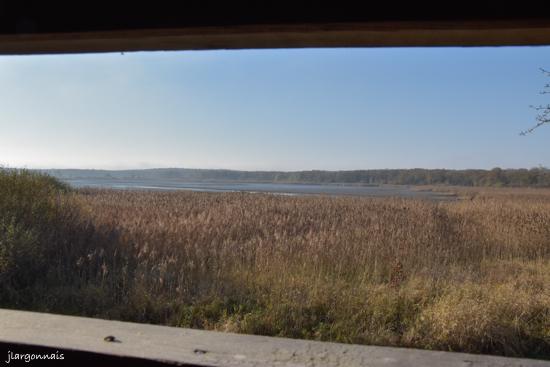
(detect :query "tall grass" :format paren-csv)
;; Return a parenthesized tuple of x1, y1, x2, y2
(0, 171, 549, 358)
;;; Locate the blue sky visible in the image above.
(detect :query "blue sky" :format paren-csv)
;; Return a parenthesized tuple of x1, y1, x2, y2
(1, 47, 549, 171)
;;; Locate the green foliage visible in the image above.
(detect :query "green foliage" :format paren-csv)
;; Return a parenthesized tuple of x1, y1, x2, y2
(0, 219, 41, 289)
(0, 169, 94, 307)
(0, 170, 67, 301)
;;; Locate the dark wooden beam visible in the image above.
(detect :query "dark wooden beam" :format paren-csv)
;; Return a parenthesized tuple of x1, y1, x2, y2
(1, 20, 550, 55)
(1, 2, 550, 54)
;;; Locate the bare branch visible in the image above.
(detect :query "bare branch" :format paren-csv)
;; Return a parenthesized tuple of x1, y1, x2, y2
(521, 68, 550, 135)
(520, 119, 549, 135)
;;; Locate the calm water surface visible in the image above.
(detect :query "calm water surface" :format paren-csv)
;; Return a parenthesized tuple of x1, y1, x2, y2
(64, 178, 456, 200)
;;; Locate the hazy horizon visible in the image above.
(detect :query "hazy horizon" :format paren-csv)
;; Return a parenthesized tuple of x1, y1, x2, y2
(1, 47, 550, 171)
(18, 165, 550, 172)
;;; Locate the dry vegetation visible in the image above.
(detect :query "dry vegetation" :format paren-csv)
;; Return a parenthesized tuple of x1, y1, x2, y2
(1, 171, 549, 358)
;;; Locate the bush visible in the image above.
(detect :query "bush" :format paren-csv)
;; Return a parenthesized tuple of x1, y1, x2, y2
(0, 169, 92, 308)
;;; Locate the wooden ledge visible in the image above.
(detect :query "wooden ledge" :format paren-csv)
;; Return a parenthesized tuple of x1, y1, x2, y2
(0, 308, 548, 366)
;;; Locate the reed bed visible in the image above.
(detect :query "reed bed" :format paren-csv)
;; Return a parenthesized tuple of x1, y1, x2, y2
(1, 172, 549, 358)
(73, 190, 549, 358)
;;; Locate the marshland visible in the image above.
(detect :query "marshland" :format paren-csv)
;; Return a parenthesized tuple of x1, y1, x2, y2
(1, 170, 548, 359)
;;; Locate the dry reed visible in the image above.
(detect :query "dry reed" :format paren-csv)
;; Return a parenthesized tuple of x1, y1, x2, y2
(1, 173, 548, 358)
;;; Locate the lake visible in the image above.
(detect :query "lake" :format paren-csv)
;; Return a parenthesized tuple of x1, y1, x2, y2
(63, 178, 456, 200)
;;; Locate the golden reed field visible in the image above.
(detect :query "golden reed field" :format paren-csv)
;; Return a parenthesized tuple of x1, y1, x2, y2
(0, 172, 549, 358)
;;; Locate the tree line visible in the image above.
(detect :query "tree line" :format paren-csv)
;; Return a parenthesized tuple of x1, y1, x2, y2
(262, 167, 550, 187)
(43, 167, 550, 187)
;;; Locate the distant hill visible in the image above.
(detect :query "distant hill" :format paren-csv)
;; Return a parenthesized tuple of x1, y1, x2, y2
(38, 167, 550, 187)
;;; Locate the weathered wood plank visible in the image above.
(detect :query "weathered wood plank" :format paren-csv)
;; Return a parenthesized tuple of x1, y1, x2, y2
(0, 309, 548, 366)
